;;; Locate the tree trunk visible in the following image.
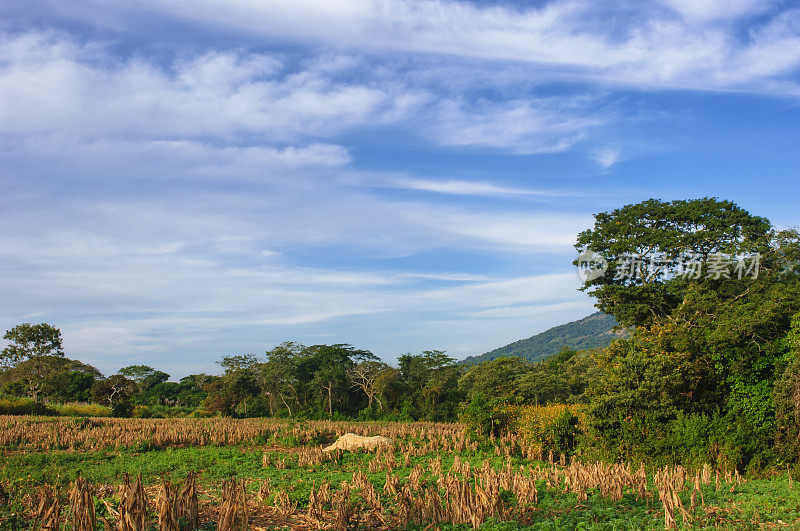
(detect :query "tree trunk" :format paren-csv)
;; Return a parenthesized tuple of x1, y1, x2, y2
(322, 382, 333, 418)
(280, 394, 293, 417)
(109, 386, 120, 406)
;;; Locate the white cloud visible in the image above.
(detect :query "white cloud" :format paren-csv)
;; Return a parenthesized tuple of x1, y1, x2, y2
(385, 178, 566, 197)
(1, 30, 611, 157)
(414, 273, 584, 310)
(659, 0, 773, 22)
(0, 32, 411, 143)
(42, 0, 800, 94)
(4, 137, 353, 183)
(426, 97, 605, 154)
(592, 147, 621, 169)
(401, 205, 593, 249)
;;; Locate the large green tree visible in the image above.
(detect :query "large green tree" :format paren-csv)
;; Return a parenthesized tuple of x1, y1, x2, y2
(398, 350, 462, 421)
(459, 356, 531, 403)
(576, 198, 771, 328)
(261, 342, 304, 417)
(2, 323, 64, 367)
(579, 198, 800, 467)
(1, 323, 68, 401)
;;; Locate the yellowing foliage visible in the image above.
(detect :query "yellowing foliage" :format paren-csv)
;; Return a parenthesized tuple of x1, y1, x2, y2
(502, 404, 587, 453)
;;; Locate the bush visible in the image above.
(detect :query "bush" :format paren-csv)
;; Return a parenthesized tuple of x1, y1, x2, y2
(132, 405, 152, 418)
(189, 408, 216, 418)
(112, 400, 134, 418)
(0, 396, 113, 417)
(50, 402, 112, 417)
(460, 394, 510, 437)
(774, 338, 800, 462)
(147, 405, 193, 418)
(507, 404, 586, 457)
(0, 396, 55, 415)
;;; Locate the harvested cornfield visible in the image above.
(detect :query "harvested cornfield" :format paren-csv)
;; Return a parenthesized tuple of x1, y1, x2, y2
(0, 417, 794, 529)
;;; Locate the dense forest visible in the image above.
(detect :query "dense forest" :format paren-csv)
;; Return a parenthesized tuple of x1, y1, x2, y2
(2, 197, 799, 472)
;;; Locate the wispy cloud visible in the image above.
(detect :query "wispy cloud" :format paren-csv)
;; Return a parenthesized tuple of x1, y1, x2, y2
(382, 178, 568, 198)
(425, 97, 606, 154)
(34, 0, 800, 94)
(0, 32, 414, 143)
(658, 0, 773, 22)
(592, 148, 621, 170)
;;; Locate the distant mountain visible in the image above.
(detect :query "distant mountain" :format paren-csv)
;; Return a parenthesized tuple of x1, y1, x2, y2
(461, 312, 624, 365)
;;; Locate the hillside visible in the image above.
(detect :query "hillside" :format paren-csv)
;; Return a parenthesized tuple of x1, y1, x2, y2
(461, 312, 623, 365)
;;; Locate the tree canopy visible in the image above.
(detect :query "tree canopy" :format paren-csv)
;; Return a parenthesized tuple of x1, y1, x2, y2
(2, 323, 64, 367)
(576, 197, 772, 327)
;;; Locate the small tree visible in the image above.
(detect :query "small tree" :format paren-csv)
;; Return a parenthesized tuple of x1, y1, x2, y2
(92, 375, 137, 416)
(349, 361, 390, 411)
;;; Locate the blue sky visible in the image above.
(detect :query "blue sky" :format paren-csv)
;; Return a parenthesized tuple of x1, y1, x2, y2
(1, 0, 799, 377)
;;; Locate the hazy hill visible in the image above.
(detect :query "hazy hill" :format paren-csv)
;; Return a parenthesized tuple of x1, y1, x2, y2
(461, 312, 623, 365)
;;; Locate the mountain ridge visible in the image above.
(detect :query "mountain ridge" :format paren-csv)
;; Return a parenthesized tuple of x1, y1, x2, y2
(461, 312, 623, 365)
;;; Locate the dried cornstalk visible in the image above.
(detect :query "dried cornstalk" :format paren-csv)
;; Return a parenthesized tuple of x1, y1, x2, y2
(155, 481, 178, 531)
(111, 475, 149, 531)
(256, 478, 271, 504)
(307, 485, 324, 519)
(407, 465, 424, 491)
(177, 472, 199, 530)
(430, 454, 443, 477)
(69, 477, 97, 531)
(273, 490, 295, 515)
(217, 478, 248, 531)
(33, 484, 61, 531)
(690, 472, 705, 509)
(383, 473, 399, 498)
(333, 484, 358, 530)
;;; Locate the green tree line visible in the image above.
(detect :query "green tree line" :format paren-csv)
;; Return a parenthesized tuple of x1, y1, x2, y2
(0, 322, 592, 421)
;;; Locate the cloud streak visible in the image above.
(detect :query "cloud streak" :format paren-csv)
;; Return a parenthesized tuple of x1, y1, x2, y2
(31, 0, 800, 94)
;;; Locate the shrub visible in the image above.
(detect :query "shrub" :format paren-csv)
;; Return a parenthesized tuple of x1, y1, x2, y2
(460, 394, 510, 437)
(189, 408, 216, 418)
(50, 402, 112, 417)
(112, 400, 134, 418)
(0, 395, 55, 415)
(774, 323, 800, 463)
(507, 404, 586, 456)
(132, 405, 152, 418)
